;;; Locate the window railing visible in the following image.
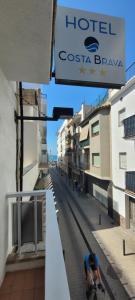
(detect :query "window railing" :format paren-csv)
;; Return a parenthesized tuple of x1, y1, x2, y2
(123, 115, 135, 139)
(126, 171, 135, 193)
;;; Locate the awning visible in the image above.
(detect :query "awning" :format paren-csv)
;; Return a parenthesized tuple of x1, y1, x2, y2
(79, 124, 89, 142)
(0, 0, 55, 83)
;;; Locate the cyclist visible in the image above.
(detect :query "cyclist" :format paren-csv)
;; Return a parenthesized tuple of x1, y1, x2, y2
(84, 252, 104, 291)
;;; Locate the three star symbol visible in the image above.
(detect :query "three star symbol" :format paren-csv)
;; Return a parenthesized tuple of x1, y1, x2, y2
(79, 66, 86, 74)
(89, 68, 96, 74)
(79, 67, 96, 75)
(79, 67, 107, 76)
(100, 69, 107, 76)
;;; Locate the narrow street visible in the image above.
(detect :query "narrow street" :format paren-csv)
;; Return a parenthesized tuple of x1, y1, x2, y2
(50, 167, 112, 300)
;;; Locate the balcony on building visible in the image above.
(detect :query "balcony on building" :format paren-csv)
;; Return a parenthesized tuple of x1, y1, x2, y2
(2, 189, 70, 300)
(79, 160, 90, 170)
(123, 115, 135, 139)
(79, 123, 90, 171)
(79, 123, 89, 147)
(126, 171, 135, 194)
(80, 139, 90, 148)
(65, 132, 72, 152)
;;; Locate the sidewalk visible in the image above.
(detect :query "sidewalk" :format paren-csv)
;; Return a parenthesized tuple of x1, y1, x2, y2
(72, 188, 135, 299)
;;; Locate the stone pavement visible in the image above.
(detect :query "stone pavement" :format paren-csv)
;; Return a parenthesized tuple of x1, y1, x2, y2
(71, 187, 135, 299)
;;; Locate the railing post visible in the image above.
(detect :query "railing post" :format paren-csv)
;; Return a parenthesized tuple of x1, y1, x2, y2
(123, 239, 126, 256)
(34, 196, 38, 255)
(99, 214, 102, 225)
(17, 197, 21, 256)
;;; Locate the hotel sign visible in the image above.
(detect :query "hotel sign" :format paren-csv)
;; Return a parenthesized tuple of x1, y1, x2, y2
(54, 6, 125, 88)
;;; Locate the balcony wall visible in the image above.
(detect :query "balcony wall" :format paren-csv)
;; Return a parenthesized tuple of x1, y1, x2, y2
(24, 122, 38, 167)
(23, 163, 39, 192)
(45, 190, 71, 300)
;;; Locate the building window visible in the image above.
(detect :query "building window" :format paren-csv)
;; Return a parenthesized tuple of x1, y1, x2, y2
(42, 150, 47, 155)
(118, 108, 125, 126)
(92, 153, 100, 167)
(119, 152, 127, 169)
(91, 121, 99, 136)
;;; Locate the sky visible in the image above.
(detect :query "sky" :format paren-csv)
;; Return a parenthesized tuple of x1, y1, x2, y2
(43, 0, 135, 156)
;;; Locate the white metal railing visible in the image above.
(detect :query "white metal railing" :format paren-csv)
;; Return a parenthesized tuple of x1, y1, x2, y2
(6, 190, 46, 256)
(7, 189, 71, 300)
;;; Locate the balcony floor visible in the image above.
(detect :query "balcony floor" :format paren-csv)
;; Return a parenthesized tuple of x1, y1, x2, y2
(0, 267, 44, 300)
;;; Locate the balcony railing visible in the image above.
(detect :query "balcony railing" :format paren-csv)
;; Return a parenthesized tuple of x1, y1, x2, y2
(79, 161, 90, 170)
(79, 139, 90, 148)
(123, 115, 135, 139)
(126, 171, 135, 194)
(7, 190, 46, 256)
(6, 190, 71, 300)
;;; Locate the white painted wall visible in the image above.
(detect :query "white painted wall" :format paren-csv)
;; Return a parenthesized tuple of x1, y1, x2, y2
(112, 187, 125, 217)
(57, 120, 67, 162)
(24, 122, 38, 167)
(93, 184, 108, 208)
(0, 68, 16, 284)
(39, 97, 47, 165)
(0, 75, 47, 286)
(111, 77, 135, 217)
(23, 164, 39, 192)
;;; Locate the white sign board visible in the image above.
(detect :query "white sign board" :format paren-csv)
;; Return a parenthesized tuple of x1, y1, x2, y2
(54, 6, 125, 88)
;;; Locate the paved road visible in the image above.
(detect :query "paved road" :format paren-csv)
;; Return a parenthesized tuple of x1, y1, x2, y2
(50, 168, 112, 300)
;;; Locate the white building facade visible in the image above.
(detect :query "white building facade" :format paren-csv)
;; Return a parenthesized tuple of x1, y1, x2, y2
(57, 120, 68, 169)
(0, 75, 47, 284)
(111, 77, 135, 228)
(0, 69, 17, 284)
(22, 88, 47, 190)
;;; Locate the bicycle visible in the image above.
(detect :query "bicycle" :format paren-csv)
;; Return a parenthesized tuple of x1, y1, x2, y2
(86, 282, 105, 300)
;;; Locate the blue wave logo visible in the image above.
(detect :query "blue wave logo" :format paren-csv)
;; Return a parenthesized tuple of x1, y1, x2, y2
(84, 37, 99, 53)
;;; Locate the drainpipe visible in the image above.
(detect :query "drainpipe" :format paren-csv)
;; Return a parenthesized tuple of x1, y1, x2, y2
(19, 82, 24, 192)
(16, 113, 19, 192)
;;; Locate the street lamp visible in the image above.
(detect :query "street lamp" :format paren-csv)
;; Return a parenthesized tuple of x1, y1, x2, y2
(52, 107, 74, 120)
(16, 107, 73, 121)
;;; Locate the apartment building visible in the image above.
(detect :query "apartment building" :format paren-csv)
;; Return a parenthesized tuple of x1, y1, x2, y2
(66, 114, 81, 181)
(79, 119, 90, 190)
(110, 76, 135, 228)
(57, 103, 112, 211)
(57, 105, 92, 182)
(57, 120, 68, 173)
(79, 105, 112, 214)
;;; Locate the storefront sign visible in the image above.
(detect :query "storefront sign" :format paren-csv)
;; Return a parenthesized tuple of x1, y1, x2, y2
(54, 6, 125, 88)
